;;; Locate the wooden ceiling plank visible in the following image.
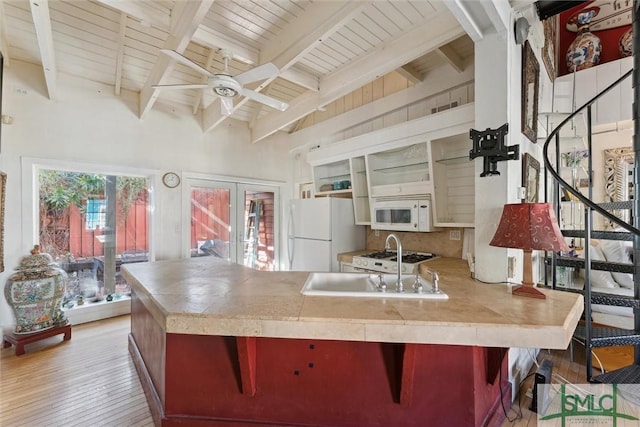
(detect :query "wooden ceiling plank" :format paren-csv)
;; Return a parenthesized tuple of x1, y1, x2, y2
(396, 64, 423, 84)
(139, 0, 214, 119)
(94, 0, 170, 29)
(279, 68, 318, 92)
(203, 1, 368, 133)
(29, 0, 56, 100)
(192, 47, 215, 114)
(0, 0, 12, 66)
(114, 13, 127, 95)
(192, 25, 259, 65)
(435, 45, 465, 73)
(286, 64, 473, 149)
(251, 12, 465, 143)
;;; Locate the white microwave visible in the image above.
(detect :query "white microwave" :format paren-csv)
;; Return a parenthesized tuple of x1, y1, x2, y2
(371, 197, 433, 232)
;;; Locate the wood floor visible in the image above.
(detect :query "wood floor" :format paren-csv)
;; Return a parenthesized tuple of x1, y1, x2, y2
(1, 315, 591, 427)
(1, 315, 153, 427)
(501, 343, 594, 426)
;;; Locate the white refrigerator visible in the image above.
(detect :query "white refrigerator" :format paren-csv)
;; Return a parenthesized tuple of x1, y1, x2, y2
(287, 198, 365, 272)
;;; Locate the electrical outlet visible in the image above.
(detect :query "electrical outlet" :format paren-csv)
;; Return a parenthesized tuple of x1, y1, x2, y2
(508, 256, 516, 279)
(374, 229, 380, 237)
(449, 230, 461, 240)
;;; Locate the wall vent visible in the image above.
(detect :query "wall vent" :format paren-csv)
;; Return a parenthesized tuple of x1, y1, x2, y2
(431, 101, 459, 114)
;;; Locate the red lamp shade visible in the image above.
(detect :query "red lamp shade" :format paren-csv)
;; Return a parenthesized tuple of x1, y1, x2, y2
(490, 203, 569, 299)
(490, 203, 569, 252)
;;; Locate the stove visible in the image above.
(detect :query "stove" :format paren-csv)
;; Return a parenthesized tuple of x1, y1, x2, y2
(352, 250, 436, 274)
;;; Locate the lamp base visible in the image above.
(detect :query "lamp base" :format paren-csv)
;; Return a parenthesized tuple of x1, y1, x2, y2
(512, 283, 547, 299)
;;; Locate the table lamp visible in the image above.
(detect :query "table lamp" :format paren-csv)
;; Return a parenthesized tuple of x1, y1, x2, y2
(490, 203, 569, 299)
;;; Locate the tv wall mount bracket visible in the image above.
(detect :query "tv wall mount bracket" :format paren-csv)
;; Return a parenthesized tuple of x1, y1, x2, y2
(469, 123, 519, 177)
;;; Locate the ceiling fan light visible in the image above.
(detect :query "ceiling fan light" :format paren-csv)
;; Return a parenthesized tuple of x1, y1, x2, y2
(213, 86, 238, 97)
(210, 74, 242, 98)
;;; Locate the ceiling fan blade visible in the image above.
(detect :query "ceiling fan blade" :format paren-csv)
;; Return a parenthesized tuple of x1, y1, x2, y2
(152, 83, 210, 90)
(240, 88, 289, 111)
(220, 97, 234, 116)
(160, 49, 214, 77)
(234, 63, 279, 85)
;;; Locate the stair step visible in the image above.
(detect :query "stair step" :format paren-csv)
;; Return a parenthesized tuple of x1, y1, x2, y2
(561, 230, 634, 241)
(590, 291, 640, 309)
(553, 256, 633, 273)
(592, 365, 640, 384)
(561, 288, 640, 308)
(574, 326, 640, 347)
(597, 201, 634, 211)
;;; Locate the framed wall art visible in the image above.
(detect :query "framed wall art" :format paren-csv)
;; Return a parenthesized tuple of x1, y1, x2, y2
(542, 16, 557, 80)
(522, 153, 540, 203)
(521, 41, 539, 143)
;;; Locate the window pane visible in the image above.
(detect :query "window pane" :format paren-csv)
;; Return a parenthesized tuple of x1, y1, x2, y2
(190, 187, 231, 259)
(85, 198, 106, 230)
(242, 191, 275, 271)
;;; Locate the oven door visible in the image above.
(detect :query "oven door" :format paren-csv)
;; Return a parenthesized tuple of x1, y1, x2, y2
(371, 200, 418, 231)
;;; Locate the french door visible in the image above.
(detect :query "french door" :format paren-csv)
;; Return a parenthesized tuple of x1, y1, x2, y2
(184, 178, 279, 270)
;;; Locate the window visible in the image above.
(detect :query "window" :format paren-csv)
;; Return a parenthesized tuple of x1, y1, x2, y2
(37, 168, 151, 309)
(85, 198, 106, 230)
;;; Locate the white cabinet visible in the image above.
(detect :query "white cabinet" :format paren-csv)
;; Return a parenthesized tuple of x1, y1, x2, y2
(312, 159, 352, 197)
(366, 142, 432, 197)
(310, 156, 370, 224)
(430, 134, 474, 227)
(350, 156, 370, 225)
(340, 262, 357, 272)
(596, 61, 622, 126)
(554, 57, 632, 127)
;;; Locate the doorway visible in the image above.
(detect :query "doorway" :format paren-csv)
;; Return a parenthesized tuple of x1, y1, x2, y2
(184, 177, 280, 270)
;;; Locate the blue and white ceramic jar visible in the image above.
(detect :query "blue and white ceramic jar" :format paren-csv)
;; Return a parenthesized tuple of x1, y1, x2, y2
(566, 9, 602, 72)
(4, 246, 68, 334)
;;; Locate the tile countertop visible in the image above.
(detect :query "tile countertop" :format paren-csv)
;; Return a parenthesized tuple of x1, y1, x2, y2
(121, 256, 583, 349)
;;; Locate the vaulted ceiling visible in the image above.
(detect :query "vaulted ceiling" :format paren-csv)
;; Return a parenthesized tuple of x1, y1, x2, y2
(0, 0, 476, 142)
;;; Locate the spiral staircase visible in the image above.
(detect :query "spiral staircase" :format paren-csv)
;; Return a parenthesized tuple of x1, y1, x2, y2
(543, 10, 640, 382)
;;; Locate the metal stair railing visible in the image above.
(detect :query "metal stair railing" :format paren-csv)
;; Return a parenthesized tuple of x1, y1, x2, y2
(542, 66, 639, 382)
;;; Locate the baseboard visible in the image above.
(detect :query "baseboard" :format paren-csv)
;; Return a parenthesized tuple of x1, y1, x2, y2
(509, 348, 539, 401)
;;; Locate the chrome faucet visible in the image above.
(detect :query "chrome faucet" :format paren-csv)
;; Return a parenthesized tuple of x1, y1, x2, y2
(385, 233, 403, 292)
(423, 267, 441, 294)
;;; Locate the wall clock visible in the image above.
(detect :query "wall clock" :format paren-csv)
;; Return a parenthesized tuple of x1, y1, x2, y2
(162, 172, 180, 188)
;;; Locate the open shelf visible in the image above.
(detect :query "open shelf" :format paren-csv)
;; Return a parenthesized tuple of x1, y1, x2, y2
(436, 156, 470, 165)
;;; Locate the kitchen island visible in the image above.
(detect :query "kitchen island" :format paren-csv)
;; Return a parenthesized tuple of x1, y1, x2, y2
(122, 256, 582, 427)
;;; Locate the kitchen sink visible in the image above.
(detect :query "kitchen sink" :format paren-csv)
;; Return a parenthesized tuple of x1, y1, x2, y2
(300, 272, 448, 300)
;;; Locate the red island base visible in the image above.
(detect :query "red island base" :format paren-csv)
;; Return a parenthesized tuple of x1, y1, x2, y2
(129, 298, 510, 427)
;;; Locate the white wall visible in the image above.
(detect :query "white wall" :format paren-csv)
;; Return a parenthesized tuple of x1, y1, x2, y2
(0, 60, 295, 328)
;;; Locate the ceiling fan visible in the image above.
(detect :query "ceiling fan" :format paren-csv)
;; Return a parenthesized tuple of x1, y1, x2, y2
(154, 49, 288, 116)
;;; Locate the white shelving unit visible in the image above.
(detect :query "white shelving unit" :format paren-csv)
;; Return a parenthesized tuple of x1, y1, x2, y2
(350, 156, 370, 225)
(311, 159, 352, 197)
(430, 133, 474, 227)
(366, 142, 432, 197)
